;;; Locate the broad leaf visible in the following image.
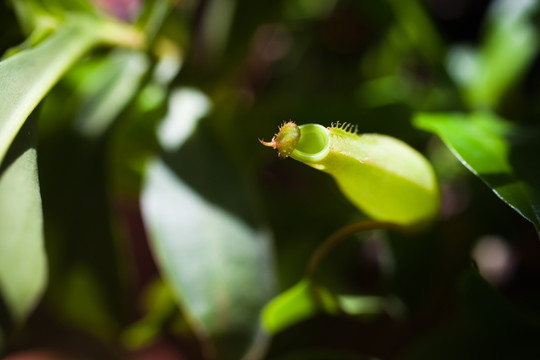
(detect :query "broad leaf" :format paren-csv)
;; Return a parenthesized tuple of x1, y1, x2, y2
(0, 116, 46, 324)
(142, 158, 275, 359)
(142, 156, 273, 359)
(415, 112, 540, 233)
(141, 93, 276, 359)
(0, 11, 142, 332)
(0, 20, 101, 164)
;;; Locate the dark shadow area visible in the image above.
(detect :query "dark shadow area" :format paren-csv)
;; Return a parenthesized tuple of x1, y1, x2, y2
(0, 1, 24, 56)
(477, 172, 518, 189)
(508, 126, 540, 190)
(37, 128, 128, 328)
(508, 125, 540, 225)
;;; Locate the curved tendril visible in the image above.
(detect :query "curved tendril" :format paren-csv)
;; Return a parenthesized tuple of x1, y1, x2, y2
(306, 220, 407, 280)
(305, 219, 407, 313)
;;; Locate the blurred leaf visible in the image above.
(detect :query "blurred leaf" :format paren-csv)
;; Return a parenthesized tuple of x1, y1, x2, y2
(194, 0, 236, 64)
(262, 280, 338, 335)
(75, 50, 149, 138)
(51, 265, 117, 339)
(415, 112, 540, 233)
(263, 280, 387, 334)
(446, 0, 539, 108)
(386, 0, 444, 64)
(0, 4, 145, 339)
(356, 76, 407, 108)
(337, 295, 385, 316)
(121, 280, 178, 349)
(10, 0, 58, 37)
(136, 0, 172, 41)
(141, 91, 276, 359)
(141, 156, 275, 360)
(0, 115, 46, 324)
(0, 20, 100, 165)
(12, 0, 97, 22)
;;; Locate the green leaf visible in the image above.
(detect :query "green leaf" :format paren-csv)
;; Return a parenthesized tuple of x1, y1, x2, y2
(0, 9, 145, 165)
(121, 279, 178, 349)
(0, 13, 141, 331)
(74, 50, 149, 138)
(0, 20, 102, 165)
(0, 116, 46, 324)
(337, 294, 385, 316)
(262, 280, 387, 335)
(48, 265, 118, 340)
(262, 280, 338, 334)
(386, 0, 444, 64)
(415, 112, 540, 232)
(142, 157, 275, 359)
(141, 108, 276, 359)
(446, 0, 539, 108)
